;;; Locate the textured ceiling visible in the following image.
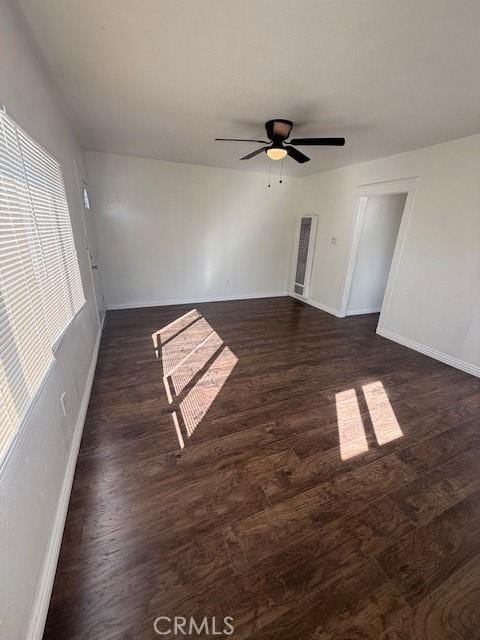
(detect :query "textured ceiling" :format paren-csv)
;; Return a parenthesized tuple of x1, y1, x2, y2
(16, 0, 480, 176)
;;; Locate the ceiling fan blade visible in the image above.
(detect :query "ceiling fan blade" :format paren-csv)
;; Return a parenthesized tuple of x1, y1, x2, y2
(289, 137, 346, 146)
(240, 147, 268, 160)
(285, 146, 310, 163)
(215, 138, 269, 144)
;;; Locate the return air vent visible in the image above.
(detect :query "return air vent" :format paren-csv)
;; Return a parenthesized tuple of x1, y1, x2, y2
(293, 215, 318, 299)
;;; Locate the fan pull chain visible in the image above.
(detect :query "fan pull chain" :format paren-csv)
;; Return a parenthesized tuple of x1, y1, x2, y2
(268, 158, 271, 188)
(279, 158, 284, 184)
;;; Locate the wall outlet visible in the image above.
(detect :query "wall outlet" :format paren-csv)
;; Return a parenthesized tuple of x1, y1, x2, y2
(60, 392, 67, 417)
(331, 237, 337, 245)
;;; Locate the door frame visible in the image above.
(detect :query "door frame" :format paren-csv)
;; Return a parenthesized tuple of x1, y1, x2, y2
(73, 159, 103, 327)
(339, 177, 418, 330)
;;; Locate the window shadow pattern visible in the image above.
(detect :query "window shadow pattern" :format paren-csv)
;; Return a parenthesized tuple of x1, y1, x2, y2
(336, 380, 403, 460)
(152, 310, 238, 448)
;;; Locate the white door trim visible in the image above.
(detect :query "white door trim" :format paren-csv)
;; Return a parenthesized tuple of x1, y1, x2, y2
(339, 195, 368, 316)
(339, 177, 419, 326)
(73, 160, 101, 327)
(356, 176, 418, 196)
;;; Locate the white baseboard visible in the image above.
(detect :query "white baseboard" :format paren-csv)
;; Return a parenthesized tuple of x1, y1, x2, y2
(346, 306, 381, 316)
(28, 320, 103, 640)
(377, 327, 480, 378)
(107, 291, 288, 310)
(290, 292, 344, 318)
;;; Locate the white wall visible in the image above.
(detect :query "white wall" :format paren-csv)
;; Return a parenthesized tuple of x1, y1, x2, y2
(87, 135, 480, 376)
(301, 134, 480, 373)
(0, 2, 100, 638)
(85, 152, 301, 309)
(347, 193, 406, 315)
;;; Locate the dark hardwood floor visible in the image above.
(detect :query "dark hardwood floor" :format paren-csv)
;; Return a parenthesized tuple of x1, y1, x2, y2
(43, 297, 480, 640)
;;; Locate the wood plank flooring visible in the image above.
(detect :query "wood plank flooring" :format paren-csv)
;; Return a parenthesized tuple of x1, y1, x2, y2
(43, 297, 480, 640)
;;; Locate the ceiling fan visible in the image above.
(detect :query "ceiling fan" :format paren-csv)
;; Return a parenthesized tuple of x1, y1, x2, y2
(215, 119, 345, 163)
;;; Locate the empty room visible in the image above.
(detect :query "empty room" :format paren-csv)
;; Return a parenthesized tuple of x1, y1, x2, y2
(1, 1, 480, 639)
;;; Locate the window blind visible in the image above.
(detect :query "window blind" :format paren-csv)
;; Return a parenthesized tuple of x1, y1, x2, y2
(0, 109, 85, 464)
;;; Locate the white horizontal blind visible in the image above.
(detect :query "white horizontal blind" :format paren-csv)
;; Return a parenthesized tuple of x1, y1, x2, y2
(0, 109, 85, 464)
(0, 112, 54, 457)
(18, 128, 85, 344)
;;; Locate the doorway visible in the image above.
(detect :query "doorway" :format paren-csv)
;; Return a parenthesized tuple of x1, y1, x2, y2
(346, 193, 406, 316)
(340, 177, 418, 331)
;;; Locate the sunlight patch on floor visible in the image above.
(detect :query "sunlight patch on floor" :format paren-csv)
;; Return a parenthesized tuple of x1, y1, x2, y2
(171, 331, 224, 396)
(161, 317, 213, 378)
(152, 310, 237, 447)
(335, 381, 403, 460)
(152, 308, 200, 349)
(362, 380, 403, 445)
(180, 346, 238, 436)
(335, 388, 369, 460)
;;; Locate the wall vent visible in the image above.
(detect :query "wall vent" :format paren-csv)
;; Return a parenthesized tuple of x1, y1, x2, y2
(293, 215, 318, 299)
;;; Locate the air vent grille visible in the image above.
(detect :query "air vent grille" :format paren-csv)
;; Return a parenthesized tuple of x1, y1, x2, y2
(295, 217, 312, 286)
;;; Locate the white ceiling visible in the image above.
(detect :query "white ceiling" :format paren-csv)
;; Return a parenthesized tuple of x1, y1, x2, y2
(17, 0, 480, 176)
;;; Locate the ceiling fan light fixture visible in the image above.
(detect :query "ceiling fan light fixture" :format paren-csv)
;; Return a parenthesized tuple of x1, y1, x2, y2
(266, 147, 287, 161)
(216, 119, 345, 164)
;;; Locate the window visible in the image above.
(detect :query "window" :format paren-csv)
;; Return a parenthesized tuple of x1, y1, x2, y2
(0, 109, 85, 464)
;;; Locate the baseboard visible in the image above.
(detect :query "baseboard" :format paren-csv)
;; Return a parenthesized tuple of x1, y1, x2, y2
(107, 291, 288, 310)
(347, 307, 381, 316)
(377, 327, 480, 378)
(290, 292, 344, 318)
(27, 320, 104, 640)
